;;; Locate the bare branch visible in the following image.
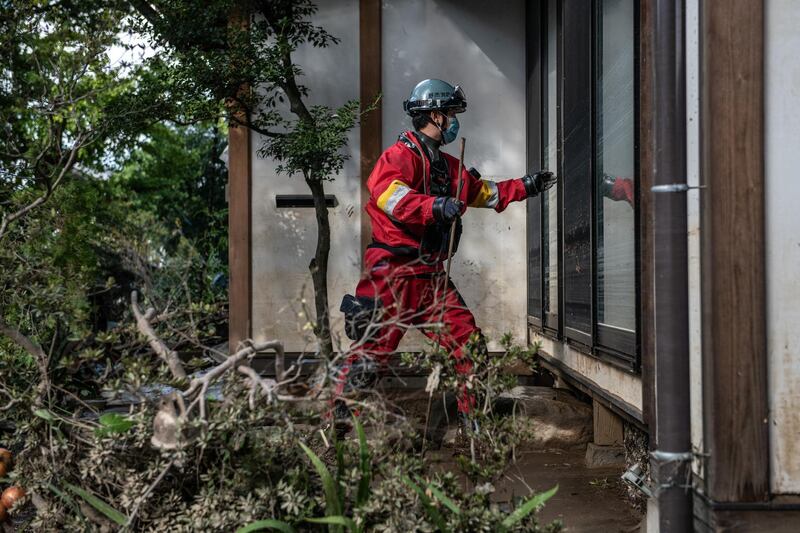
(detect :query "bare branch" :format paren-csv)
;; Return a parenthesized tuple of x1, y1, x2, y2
(0, 385, 23, 412)
(183, 339, 284, 401)
(0, 313, 50, 401)
(228, 110, 285, 138)
(131, 291, 188, 380)
(0, 136, 83, 241)
(124, 459, 174, 531)
(129, 0, 163, 30)
(0, 314, 47, 360)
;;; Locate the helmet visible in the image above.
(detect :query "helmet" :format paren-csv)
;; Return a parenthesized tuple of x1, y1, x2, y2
(403, 79, 467, 116)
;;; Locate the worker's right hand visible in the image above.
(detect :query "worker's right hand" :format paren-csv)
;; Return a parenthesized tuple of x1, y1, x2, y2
(432, 196, 466, 223)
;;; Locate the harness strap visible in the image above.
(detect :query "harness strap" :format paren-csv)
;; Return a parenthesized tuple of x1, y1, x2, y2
(366, 241, 419, 258)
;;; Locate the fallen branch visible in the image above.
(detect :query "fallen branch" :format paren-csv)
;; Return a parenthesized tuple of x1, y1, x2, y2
(131, 291, 187, 380)
(124, 459, 175, 531)
(182, 339, 284, 420)
(0, 313, 50, 401)
(150, 339, 287, 450)
(0, 314, 47, 360)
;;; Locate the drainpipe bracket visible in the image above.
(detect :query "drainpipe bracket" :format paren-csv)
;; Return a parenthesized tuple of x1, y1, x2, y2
(651, 183, 706, 193)
(650, 450, 694, 497)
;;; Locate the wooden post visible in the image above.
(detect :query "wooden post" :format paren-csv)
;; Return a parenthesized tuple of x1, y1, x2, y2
(702, 0, 769, 503)
(359, 0, 382, 256)
(594, 399, 624, 446)
(228, 9, 252, 351)
(638, 0, 657, 444)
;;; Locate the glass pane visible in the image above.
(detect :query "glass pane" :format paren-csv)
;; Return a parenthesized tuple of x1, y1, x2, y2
(527, 193, 542, 318)
(543, 0, 559, 326)
(561, 2, 593, 338)
(596, 0, 636, 333)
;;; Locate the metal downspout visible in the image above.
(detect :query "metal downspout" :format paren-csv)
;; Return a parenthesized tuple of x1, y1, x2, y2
(651, 0, 693, 530)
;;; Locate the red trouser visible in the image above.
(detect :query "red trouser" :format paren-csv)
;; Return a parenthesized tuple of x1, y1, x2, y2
(336, 261, 480, 414)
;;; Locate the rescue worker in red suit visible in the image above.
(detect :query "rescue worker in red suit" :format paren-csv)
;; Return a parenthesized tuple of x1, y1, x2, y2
(336, 79, 557, 423)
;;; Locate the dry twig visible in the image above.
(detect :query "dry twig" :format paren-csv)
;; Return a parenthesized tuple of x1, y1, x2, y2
(131, 291, 187, 380)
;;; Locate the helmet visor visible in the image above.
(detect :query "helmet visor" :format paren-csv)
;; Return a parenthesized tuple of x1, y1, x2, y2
(447, 85, 467, 112)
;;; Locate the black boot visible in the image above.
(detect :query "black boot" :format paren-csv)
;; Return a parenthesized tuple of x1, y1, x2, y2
(332, 399, 353, 439)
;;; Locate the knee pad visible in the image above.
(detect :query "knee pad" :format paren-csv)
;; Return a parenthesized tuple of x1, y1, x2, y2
(340, 294, 381, 341)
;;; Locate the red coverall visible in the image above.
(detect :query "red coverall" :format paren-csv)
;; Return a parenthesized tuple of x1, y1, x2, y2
(337, 131, 530, 413)
(607, 176, 634, 207)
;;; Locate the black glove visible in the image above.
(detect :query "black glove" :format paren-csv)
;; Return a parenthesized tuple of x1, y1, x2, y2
(599, 173, 616, 198)
(432, 196, 465, 222)
(522, 171, 557, 196)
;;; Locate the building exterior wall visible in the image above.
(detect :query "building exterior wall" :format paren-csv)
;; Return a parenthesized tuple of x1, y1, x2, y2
(250, 0, 528, 353)
(251, 0, 362, 352)
(765, 0, 800, 494)
(382, 0, 527, 352)
(535, 335, 642, 412)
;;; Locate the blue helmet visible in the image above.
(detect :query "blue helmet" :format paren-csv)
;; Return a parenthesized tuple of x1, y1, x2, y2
(403, 79, 467, 116)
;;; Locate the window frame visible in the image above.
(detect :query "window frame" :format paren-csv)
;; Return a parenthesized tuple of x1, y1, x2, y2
(593, 0, 641, 370)
(544, 0, 562, 336)
(526, 0, 544, 328)
(526, 0, 641, 374)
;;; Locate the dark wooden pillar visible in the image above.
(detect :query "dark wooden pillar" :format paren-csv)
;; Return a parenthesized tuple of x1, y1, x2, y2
(359, 0, 382, 255)
(701, 0, 769, 503)
(228, 10, 252, 350)
(638, 0, 656, 443)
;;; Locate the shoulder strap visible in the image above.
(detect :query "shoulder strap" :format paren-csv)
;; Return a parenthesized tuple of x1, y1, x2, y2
(398, 131, 434, 195)
(398, 132, 422, 159)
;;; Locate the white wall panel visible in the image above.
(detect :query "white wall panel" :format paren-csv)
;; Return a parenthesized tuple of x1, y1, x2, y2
(382, 0, 527, 351)
(765, 0, 800, 494)
(251, 0, 361, 352)
(685, 0, 704, 477)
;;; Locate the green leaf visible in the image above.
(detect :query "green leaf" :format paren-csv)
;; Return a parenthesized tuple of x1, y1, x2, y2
(500, 485, 558, 530)
(354, 415, 371, 507)
(95, 412, 134, 437)
(46, 483, 82, 516)
(402, 475, 448, 533)
(33, 408, 57, 422)
(420, 479, 460, 515)
(236, 519, 297, 533)
(64, 482, 128, 526)
(335, 439, 346, 511)
(299, 441, 343, 531)
(306, 516, 357, 531)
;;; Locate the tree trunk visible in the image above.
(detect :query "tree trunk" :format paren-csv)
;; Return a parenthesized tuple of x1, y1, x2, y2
(306, 177, 334, 358)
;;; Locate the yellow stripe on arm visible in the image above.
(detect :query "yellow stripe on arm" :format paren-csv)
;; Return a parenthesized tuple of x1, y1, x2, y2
(376, 180, 412, 216)
(468, 180, 499, 208)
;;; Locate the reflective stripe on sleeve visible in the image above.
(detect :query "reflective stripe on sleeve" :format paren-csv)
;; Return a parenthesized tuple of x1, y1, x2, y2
(469, 180, 499, 208)
(376, 180, 412, 216)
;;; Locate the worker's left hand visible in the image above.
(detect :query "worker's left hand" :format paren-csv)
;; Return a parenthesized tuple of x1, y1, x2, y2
(522, 171, 557, 196)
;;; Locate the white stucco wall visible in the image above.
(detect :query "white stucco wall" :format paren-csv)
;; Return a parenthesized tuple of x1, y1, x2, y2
(251, 0, 527, 354)
(382, 0, 527, 351)
(765, 0, 800, 494)
(251, 0, 362, 352)
(685, 0, 704, 477)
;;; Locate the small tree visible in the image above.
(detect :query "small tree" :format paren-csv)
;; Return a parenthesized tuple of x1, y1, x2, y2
(131, 0, 367, 358)
(0, 0, 163, 403)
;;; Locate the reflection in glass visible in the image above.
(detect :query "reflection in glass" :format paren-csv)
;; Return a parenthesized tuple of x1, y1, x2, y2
(543, 0, 559, 326)
(596, 0, 635, 332)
